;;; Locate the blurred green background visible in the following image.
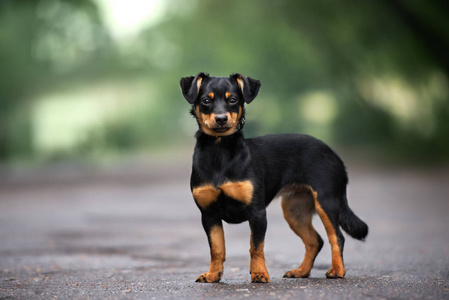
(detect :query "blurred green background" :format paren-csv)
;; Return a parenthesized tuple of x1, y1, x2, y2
(1, 0, 448, 166)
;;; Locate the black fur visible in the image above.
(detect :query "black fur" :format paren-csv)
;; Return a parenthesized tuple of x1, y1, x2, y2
(180, 73, 368, 283)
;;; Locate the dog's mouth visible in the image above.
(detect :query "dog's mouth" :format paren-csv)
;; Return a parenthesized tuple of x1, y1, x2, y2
(212, 127, 231, 133)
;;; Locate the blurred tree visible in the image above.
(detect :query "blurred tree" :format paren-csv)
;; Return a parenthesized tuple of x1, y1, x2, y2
(0, 0, 113, 160)
(1, 0, 448, 163)
(155, 0, 449, 161)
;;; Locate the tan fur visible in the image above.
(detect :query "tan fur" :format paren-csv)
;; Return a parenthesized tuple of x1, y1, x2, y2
(196, 225, 225, 283)
(196, 76, 203, 93)
(236, 76, 244, 92)
(313, 192, 346, 278)
(195, 106, 242, 137)
(219, 180, 253, 205)
(249, 240, 270, 283)
(281, 186, 321, 278)
(192, 180, 254, 210)
(192, 184, 221, 209)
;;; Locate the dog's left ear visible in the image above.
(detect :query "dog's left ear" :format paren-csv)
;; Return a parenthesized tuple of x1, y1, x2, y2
(180, 72, 209, 104)
(230, 74, 261, 103)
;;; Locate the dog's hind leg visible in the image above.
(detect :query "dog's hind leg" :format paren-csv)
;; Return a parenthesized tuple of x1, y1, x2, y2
(313, 192, 346, 278)
(281, 186, 324, 278)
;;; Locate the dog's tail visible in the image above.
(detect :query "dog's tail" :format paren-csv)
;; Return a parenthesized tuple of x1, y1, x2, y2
(339, 195, 368, 241)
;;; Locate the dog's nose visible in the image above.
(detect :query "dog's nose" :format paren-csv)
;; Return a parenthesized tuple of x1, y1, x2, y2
(215, 114, 228, 126)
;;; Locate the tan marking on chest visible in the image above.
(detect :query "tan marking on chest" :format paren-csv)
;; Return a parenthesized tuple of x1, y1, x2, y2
(192, 185, 221, 209)
(219, 180, 254, 205)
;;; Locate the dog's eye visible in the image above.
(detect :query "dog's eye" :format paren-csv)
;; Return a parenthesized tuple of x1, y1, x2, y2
(201, 98, 211, 105)
(228, 98, 238, 105)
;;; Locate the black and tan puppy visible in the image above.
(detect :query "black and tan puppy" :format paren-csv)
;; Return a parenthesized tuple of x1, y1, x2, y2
(180, 73, 368, 283)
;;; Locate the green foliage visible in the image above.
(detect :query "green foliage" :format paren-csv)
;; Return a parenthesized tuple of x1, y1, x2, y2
(1, 0, 448, 163)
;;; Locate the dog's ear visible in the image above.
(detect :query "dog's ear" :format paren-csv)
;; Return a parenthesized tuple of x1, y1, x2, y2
(180, 72, 209, 104)
(230, 73, 261, 103)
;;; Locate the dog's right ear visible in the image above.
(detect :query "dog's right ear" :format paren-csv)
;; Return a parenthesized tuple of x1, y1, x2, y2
(180, 72, 209, 104)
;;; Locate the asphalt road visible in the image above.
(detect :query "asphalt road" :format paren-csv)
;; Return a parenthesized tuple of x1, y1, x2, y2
(0, 158, 448, 299)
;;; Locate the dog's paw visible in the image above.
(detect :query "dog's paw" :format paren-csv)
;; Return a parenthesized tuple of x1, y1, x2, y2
(325, 267, 345, 279)
(195, 271, 222, 283)
(283, 268, 310, 278)
(251, 272, 270, 283)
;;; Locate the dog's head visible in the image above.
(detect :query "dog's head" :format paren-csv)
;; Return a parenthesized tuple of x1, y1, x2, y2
(180, 73, 261, 137)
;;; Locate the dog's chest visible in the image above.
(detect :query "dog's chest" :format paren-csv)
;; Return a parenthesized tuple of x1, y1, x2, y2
(191, 163, 255, 218)
(193, 180, 253, 206)
(192, 181, 254, 223)
(191, 141, 256, 222)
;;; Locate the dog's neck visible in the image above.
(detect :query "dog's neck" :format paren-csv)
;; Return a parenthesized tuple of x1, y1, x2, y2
(195, 129, 245, 145)
(193, 130, 250, 178)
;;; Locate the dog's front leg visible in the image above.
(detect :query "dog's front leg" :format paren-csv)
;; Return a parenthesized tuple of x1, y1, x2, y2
(196, 216, 225, 283)
(249, 211, 270, 283)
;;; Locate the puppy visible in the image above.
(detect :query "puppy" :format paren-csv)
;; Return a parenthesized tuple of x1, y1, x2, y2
(180, 73, 368, 283)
